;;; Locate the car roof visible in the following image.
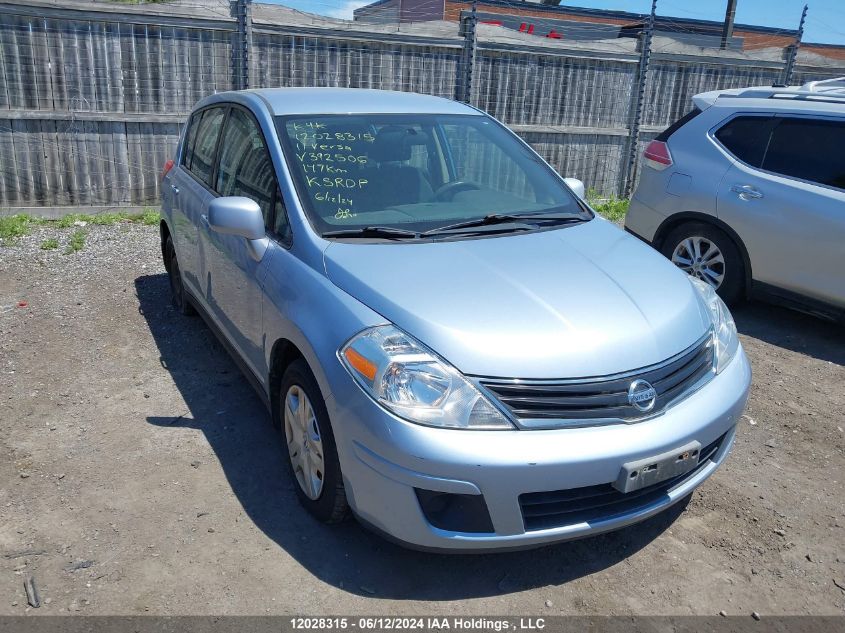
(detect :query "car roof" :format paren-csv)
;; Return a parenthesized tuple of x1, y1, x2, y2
(237, 88, 480, 116)
(693, 77, 845, 116)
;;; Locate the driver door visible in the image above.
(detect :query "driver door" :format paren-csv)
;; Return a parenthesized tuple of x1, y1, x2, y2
(200, 106, 290, 378)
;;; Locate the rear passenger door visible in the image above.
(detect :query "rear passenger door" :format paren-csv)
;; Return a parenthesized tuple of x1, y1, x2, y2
(716, 114, 845, 307)
(202, 105, 291, 377)
(173, 106, 226, 298)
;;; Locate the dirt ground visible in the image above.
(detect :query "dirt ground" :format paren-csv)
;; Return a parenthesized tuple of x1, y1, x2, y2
(1, 222, 844, 617)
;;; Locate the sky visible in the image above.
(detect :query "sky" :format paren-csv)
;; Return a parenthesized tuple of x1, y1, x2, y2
(267, 0, 845, 45)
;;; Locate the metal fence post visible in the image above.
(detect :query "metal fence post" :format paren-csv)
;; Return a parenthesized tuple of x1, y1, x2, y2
(622, 0, 657, 199)
(232, 0, 253, 90)
(456, 0, 477, 103)
(782, 4, 808, 86)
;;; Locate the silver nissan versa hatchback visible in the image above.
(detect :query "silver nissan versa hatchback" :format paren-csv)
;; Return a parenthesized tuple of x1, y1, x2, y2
(160, 88, 751, 551)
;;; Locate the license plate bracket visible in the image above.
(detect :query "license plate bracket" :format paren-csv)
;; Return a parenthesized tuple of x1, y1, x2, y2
(613, 440, 702, 493)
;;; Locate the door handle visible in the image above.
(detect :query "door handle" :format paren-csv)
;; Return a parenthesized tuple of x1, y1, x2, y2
(200, 214, 209, 227)
(730, 184, 763, 200)
(171, 184, 180, 195)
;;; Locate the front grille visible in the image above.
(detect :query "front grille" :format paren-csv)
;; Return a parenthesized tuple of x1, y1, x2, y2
(519, 432, 726, 531)
(478, 333, 713, 426)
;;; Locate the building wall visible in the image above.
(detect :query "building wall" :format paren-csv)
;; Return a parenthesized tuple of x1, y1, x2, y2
(400, 0, 446, 23)
(442, 0, 845, 62)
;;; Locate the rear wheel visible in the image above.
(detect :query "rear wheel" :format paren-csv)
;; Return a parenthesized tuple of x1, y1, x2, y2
(281, 359, 348, 523)
(661, 222, 744, 305)
(165, 236, 196, 316)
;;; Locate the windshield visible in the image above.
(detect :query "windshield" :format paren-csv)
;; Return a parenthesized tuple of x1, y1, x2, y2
(276, 113, 590, 238)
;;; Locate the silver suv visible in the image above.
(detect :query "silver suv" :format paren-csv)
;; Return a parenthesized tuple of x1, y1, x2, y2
(625, 78, 845, 321)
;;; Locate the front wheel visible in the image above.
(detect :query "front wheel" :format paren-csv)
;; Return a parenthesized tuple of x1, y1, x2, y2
(661, 222, 745, 305)
(280, 359, 348, 523)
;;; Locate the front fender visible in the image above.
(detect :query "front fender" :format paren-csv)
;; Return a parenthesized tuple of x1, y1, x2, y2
(261, 242, 387, 403)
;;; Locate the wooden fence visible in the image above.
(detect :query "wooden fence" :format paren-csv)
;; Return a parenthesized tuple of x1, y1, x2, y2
(0, 0, 843, 210)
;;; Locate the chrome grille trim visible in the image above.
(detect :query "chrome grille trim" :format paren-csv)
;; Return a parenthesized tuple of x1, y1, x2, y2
(474, 331, 715, 429)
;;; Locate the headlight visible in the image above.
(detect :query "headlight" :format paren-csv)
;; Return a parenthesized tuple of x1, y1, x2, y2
(689, 277, 739, 374)
(339, 325, 514, 429)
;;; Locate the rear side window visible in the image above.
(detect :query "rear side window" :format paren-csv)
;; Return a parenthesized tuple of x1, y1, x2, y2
(762, 117, 845, 190)
(714, 116, 773, 167)
(655, 107, 701, 142)
(189, 108, 226, 187)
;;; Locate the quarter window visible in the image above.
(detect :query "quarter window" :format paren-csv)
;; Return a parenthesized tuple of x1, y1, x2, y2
(216, 108, 290, 241)
(762, 118, 845, 190)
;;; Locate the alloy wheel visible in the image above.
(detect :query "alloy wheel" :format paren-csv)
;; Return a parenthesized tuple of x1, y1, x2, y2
(671, 236, 725, 289)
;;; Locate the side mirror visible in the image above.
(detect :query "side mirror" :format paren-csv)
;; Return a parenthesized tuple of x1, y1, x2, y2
(563, 178, 586, 201)
(208, 197, 265, 241)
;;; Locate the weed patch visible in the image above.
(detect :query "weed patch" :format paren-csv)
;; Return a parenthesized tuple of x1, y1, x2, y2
(65, 229, 87, 254)
(587, 189, 630, 223)
(0, 215, 32, 244)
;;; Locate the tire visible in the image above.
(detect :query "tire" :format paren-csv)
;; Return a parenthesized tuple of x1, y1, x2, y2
(280, 359, 348, 524)
(661, 222, 745, 305)
(165, 236, 196, 316)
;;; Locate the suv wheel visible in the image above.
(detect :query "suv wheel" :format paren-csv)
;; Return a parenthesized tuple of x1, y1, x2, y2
(165, 236, 196, 316)
(661, 222, 744, 305)
(280, 359, 348, 523)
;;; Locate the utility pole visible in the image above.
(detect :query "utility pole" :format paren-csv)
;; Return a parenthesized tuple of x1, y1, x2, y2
(623, 0, 657, 198)
(720, 0, 737, 50)
(782, 4, 808, 86)
(233, 0, 253, 90)
(457, 0, 478, 103)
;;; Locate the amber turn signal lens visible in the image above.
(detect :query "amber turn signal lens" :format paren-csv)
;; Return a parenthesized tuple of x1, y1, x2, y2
(344, 347, 378, 382)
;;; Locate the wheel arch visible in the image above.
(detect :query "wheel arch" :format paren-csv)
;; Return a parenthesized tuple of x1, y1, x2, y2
(268, 338, 306, 429)
(160, 219, 172, 272)
(653, 212, 753, 298)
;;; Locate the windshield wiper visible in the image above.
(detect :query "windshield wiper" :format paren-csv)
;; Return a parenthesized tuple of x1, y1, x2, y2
(322, 226, 420, 240)
(422, 212, 584, 236)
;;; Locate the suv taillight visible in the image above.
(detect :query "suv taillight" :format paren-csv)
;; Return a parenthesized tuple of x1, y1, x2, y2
(643, 140, 673, 171)
(161, 159, 174, 181)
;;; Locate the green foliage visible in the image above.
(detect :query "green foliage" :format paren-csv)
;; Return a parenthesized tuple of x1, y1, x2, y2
(128, 208, 161, 226)
(40, 238, 59, 250)
(65, 229, 87, 254)
(586, 188, 630, 223)
(0, 210, 161, 247)
(0, 215, 32, 243)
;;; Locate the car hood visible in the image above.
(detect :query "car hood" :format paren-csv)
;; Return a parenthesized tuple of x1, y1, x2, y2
(323, 219, 711, 379)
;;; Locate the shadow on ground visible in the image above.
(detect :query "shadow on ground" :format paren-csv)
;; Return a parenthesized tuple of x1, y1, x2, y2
(732, 300, 845, 366)
(137, 273, 693, 601)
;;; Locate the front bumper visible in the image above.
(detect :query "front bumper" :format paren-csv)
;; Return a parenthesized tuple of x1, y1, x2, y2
(326, 346, 751, 551)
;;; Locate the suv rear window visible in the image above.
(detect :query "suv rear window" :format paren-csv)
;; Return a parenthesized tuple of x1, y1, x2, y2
(762, 117, 845, 190)
(714, 116, 773, 167)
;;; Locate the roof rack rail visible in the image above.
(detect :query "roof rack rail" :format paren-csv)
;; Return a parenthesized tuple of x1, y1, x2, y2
(801, 77, 845, 92)
(721, 78, 845, 104)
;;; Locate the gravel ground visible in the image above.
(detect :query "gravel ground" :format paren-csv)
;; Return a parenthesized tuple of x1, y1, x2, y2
(1, 222, 844, 616)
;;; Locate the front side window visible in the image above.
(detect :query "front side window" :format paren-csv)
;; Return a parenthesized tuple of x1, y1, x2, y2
(189, 107, 226, 186)
(277, 113, 589, 237)
(216, 108, 290, 241)
(762, 117, 845, 190)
